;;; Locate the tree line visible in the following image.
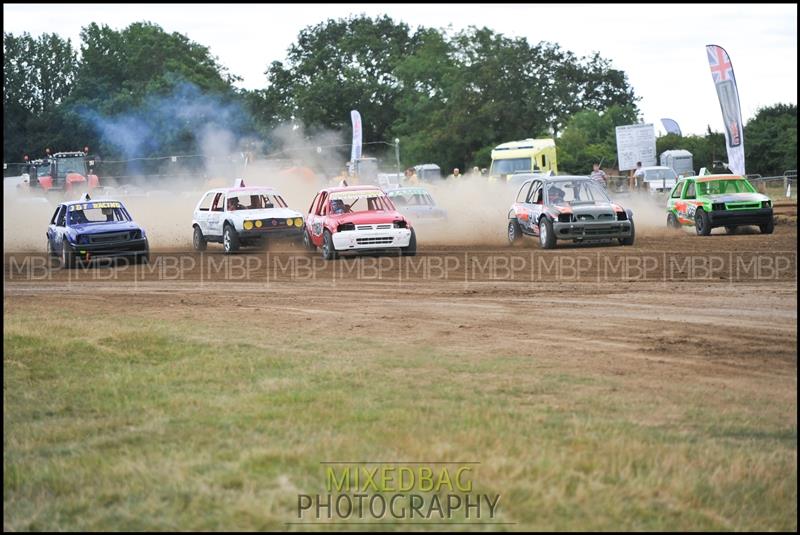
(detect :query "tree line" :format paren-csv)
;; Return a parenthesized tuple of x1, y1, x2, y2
(3, 16, 796, 176)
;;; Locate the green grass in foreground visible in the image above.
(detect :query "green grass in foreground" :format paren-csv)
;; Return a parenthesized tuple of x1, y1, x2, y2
(3, 309, 797, 531)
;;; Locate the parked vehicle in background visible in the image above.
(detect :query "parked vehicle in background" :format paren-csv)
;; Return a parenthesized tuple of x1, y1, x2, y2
(385, 186, 447, 222)
(507, 176, 634, 249)
(413, 164, 444, 182)
(24, 149, 100, 194)
(660, 149, 694, 177)
(489, 138, 558, 182)
(640, 166, 678, 193)
(666, 175, 774, 235)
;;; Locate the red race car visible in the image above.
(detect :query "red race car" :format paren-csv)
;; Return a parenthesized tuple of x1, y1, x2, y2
(303, 185, 416, 259)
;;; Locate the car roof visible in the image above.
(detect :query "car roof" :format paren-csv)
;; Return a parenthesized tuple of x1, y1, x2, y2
(518, 175, 592, 185)
(61, 198, 123, 206)
(321, 185, 386, 194)
(205, 186, 281, 195)
(386, 187, 430, 193)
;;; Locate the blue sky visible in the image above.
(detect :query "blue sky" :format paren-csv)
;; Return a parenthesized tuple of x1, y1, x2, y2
(4, 3, 797, 136)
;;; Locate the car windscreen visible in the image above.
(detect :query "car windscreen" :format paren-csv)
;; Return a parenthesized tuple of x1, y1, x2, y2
(226, 192, 287, 210)
(492, 158, 531, 175)
(67, 202, 130, 225)
(388, 190, 434, 207)
(328, 190, 393, 213)
(544, 180, 610, 205)
(644, 168, 677, 181)
(56, 156, 87, 178)
(697, 179, 755, 196)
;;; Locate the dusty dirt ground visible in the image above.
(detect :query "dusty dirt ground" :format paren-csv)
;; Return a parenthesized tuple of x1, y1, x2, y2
(4, 225, 797, 385)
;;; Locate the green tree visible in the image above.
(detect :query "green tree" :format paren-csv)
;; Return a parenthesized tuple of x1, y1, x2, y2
(261, 15, 418, 145)
(556, 105, 639, 174)
(744, 103, 797, 176)
(3, 32, 78, 161)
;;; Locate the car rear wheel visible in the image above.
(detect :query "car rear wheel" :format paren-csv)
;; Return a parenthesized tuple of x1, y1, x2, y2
(303, 228, 317, 251)
(402, 228, 417, 257)
(507, 219, 522, 245)
(619, 219, 635, 245)
(695, 208, 712, 236)
(759, 218, 775, 234)
(667, 212, 680, 229)
(538, 217, 556, 249)
(321, 230, 337, 260)
(223, 224, 239, 254)
(193, 226, 207, 251)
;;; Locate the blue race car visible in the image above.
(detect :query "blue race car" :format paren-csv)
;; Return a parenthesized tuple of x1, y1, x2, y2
(46, 195, 149, 267)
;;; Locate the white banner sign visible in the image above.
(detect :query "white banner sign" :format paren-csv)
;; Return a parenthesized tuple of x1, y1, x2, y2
(350, 110, 362, 162)
(615, 124, 656, 171)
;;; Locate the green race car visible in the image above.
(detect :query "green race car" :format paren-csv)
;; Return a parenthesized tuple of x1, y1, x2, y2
(666, 174, 774, 236)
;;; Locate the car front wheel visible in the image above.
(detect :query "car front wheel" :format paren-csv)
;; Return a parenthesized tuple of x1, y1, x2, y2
(402, 228, 417, 256)
(619, 219, 635, 245)
(760, 218, 775, 234)
(223, 224, 240, 254)
(695, 208, 712, 236)
(322, 230, 337, 260)
(538, 217, 556, 249)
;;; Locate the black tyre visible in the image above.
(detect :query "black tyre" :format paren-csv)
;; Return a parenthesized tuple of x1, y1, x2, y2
(667, 212, 680, 229)
(759, 218, 775, 234)
(321, 230, 337, 260)
(538, 217, 556, 249)
(507, 219, 522, 245)
(619, 219, 635, 245)
(303, 228, 317, 251)
(222, 223, 240, 254)
(695, 208, 712, 236)
(725, 225, 737, 235)
(193, 225, 207, 251)
(61, 241, 75, 269)
(402, 228, 417, 257)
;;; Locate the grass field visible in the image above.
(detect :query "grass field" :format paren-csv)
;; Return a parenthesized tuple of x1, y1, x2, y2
(4, 283, 796, 531)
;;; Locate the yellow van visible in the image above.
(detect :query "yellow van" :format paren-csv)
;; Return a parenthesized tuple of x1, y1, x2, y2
(489, 138, 558, 181)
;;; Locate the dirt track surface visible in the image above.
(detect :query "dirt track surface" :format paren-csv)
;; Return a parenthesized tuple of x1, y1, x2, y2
(4, 226, 797, 383)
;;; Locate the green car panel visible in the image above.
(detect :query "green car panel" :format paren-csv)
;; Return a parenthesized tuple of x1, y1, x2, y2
(666, 175, 774, 235)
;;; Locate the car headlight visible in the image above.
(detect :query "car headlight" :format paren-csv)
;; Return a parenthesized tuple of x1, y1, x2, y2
(77, 234, 89, 244)
(255, 220, 263, 228)
(243, 220, 254, 230)
(393, 220, 407, 228)
(762, 200, 772, 208)
(294, 217, 303, 227)
(337, 222, 355, 232)
(712, 202, 725, 211)
(286, 218, 294, 227)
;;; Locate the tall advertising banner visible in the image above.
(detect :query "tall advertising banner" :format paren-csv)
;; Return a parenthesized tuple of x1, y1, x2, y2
(706, 45, 745, 175)
(350, 110, 362, 163)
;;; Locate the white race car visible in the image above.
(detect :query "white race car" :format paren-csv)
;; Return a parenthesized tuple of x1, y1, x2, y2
(192, 180, 304, 253)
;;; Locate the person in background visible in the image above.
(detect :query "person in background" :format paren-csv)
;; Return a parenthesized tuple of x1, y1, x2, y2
(629, 161, 644, 191)
(405, 167, 419, 185)
(590, 162, 609, 187)
(451, 168, 461, 179)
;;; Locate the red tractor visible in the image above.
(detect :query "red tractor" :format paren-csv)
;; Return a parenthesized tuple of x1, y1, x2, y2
(23, 147, 100, 194)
